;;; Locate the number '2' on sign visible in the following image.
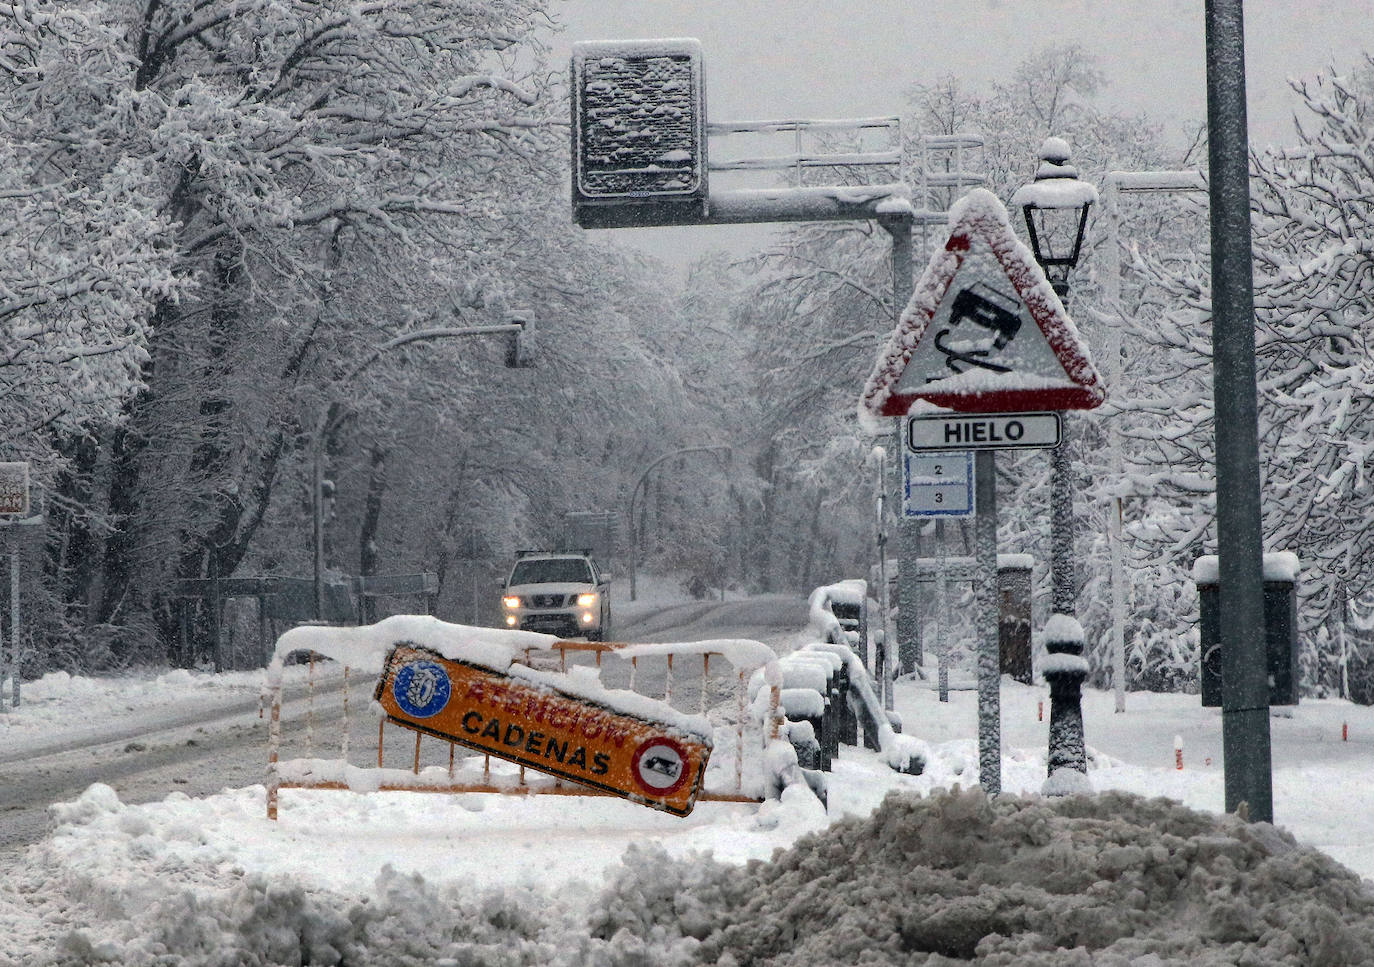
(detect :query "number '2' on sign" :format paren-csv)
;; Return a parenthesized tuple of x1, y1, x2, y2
(902, 451, 975, 518)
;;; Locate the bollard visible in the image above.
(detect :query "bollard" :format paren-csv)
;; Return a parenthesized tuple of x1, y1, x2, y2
(1343, 721, 1348, 742)
(787, 720, 821, 770)
(1174, 735, 1183, 770)
(1042, 614, 1091, 796)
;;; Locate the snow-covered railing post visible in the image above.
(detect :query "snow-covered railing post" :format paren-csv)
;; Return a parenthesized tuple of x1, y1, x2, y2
(1042, 613, 1091, 796)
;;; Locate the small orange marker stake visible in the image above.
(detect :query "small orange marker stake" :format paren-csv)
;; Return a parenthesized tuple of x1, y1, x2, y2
(1038, 700, 1044, 722)
(1174, 735, 1183, 770)
(1343, 721, 1349, 742)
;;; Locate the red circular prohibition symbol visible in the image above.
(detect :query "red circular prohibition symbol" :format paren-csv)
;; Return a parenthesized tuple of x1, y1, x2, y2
(630, 736, 691, 797)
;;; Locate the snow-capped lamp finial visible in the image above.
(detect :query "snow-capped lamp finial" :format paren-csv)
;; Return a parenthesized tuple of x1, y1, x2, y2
(1034, 137, 1078, 182)
(1037, 136, 1072, 165)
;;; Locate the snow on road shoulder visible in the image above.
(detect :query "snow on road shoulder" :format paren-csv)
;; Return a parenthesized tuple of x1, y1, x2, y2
(0, 666, 283, 757)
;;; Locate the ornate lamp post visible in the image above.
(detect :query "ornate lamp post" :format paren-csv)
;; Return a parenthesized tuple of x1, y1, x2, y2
(1012, 138, 1096, 617)
(1012, 139, 1097, 795)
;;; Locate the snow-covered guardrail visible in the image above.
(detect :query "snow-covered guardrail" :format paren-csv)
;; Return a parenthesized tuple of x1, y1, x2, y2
(781, 582, 929, 776)
(802, 641, 927, 774)
(261, 616, 804, 819)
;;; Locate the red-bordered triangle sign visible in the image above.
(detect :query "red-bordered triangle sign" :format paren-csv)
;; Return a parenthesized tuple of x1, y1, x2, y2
(861, 188, 1105, 417)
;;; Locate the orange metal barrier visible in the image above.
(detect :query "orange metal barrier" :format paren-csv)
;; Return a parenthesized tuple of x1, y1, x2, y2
(265, 636, 781, 820)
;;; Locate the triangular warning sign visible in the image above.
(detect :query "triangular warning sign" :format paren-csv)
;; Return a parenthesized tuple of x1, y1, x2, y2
(861, 188, 1105, 417)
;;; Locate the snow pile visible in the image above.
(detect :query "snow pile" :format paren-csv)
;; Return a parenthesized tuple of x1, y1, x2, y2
(46, 782, 1374, 965)
(592, 787, 1374, 966)
(23, 782, 828, 967)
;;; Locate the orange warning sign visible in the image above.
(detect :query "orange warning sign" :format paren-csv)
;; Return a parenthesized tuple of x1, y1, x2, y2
(374, 643, 712, 815)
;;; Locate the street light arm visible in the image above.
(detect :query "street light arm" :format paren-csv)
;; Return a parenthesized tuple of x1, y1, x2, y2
(629, 445, 731, 536)
(339, 323, 525, 390)
(627, 445, 731, 601)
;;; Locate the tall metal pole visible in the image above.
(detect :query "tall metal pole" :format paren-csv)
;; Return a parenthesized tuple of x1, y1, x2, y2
(9, 548, 18, 708)
(873, 445, 894, 710)
(974, 449, 1000, 796)
(1049, 412, 1075, 616)
(1102, 168, 1207, 713)
(1206, 0, 1272, 823)
(883, 213, 921, 675)
(1104, 180, 1128, 713)
(312, 440, 325, 622)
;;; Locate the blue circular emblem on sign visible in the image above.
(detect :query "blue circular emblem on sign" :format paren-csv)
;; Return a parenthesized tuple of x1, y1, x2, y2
(393, 660, 451, 718)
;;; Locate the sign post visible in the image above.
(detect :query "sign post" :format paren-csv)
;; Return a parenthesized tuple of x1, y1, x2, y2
(861, 188, 1106, 796)
(1206, 0, 1272, 823)
(0, 462, 33, 711)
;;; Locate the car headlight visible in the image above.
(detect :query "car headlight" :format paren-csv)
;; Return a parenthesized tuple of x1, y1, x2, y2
(502, 596, 522, 609)
(576, 592, 598, 607)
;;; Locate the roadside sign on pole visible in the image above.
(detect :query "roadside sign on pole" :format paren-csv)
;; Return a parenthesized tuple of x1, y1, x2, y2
(0, 463, 29, 516)
(905, 412, 1061, 452)
(902, 451, 974, 518)
(860, 189, 1105, 418)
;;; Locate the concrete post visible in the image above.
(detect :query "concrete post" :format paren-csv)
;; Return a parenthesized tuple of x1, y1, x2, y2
(997, 557, 1033, 684)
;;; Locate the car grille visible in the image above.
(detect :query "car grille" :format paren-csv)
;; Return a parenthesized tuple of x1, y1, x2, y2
(522, 615, 578, 635)
(529, 593, 567, 608)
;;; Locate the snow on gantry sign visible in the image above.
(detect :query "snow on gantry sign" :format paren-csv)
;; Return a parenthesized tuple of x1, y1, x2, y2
(571, 39, 707, 227)
(860, 188, 1105, 417)
(374, 643, 712, 816)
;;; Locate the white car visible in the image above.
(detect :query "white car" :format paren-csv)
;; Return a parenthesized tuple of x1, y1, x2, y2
(500, 551, 611, 641)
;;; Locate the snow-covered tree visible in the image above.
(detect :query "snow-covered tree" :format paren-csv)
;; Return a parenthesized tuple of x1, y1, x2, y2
(0, 6, 182, 462)
(4, 0, 560, 661)
(1123, 57, 1374, 697)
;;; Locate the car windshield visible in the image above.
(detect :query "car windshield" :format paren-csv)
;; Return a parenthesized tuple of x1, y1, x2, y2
(510, 558, 593, 585)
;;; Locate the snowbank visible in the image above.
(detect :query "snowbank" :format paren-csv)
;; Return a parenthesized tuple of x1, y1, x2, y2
(595, 787, 1374, 966)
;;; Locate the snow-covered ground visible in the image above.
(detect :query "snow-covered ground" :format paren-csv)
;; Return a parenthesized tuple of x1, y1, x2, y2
(3, 586, 1373, 964)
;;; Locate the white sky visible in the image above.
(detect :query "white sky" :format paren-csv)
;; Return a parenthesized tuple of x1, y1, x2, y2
(548, 0, 1370, 270)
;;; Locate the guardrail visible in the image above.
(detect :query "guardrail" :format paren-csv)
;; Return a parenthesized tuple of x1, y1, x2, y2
(780, 584, 930, 776)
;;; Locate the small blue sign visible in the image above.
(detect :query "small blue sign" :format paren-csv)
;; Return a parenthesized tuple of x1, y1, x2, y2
(902, 450, 976, 518)
(393, 660, 452, 719)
